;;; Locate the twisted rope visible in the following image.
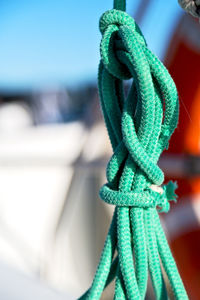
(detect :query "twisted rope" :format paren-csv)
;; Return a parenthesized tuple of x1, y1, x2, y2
(178, 0, 200, 18)
(79, 1, 188, 299)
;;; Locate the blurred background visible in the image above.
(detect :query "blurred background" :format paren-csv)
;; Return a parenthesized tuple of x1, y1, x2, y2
(0, 0, 199, 299)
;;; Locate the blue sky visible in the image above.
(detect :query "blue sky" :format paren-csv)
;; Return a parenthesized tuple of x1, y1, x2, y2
(0, 0, 183, 90)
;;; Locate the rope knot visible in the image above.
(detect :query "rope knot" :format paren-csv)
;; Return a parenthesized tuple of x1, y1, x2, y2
(99, 9, 135, 34)
(98, 4, 179, 217)
(99, 9, 146, 79)
(100, 181, 177, 213)
(80, 1, 188, 297)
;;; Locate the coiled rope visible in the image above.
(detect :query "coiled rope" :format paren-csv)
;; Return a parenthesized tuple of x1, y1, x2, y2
(79, 1, 188, 299)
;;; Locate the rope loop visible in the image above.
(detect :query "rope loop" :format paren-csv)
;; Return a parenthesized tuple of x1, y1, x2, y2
(99, 9, 146, 79)
(100, 181, 177, 212)
(98, 8, 178, 188)
(79, 2, 188, 299)
(99, 9, 135, 34)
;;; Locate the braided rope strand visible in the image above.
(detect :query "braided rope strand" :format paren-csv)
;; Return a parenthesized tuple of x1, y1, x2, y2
(78, 1, 188, 299)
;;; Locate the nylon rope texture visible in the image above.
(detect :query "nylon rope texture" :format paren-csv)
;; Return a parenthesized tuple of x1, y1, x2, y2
(78, 0, 188, 299)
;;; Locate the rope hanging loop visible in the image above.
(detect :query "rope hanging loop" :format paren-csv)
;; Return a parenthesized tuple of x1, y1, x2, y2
(79, 1, 189, 299)
(99, 9, 146, 80)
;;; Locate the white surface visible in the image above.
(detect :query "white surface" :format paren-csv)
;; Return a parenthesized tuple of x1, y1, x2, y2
(0, 165, 73, 272)
(0, 120, 113, 298)
(0, 122, 87, 284)
(0, 122, 87, 164)
(0, 260, 73, 300)
(0, 103, 33, 132)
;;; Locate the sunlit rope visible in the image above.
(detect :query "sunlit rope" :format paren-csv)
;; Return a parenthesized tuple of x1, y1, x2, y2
(79, 1, 188, 299)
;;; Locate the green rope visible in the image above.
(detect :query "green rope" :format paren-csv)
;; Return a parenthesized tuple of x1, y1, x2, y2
(79, 1, 188, 299)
